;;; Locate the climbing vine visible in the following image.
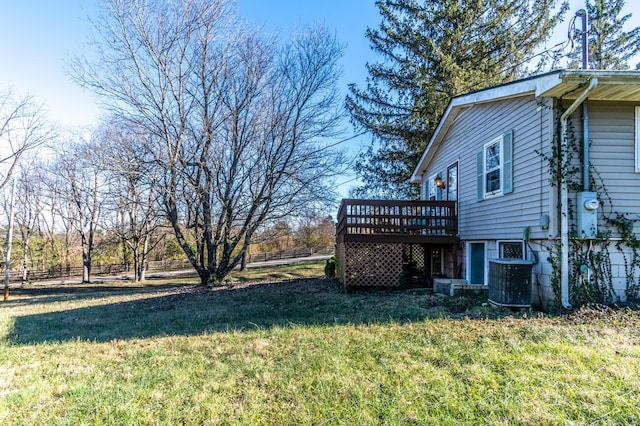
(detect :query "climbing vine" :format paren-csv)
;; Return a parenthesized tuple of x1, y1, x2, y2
(540, 99, 640, 308)
(545, 240, 562, 310)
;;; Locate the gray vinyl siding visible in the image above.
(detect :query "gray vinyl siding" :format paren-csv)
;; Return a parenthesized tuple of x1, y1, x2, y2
(583, 101, 640, 235)
(421, 95, 553, 241)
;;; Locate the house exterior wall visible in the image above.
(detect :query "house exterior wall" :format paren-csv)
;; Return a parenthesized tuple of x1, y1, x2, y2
(562, 100, 640, 234)
(420, 96, 640, 307)
(562, 100, 640, 304)
(585, 101, 640, 234)
(420, 95, 555, 241)
(530, 241, 635, 307)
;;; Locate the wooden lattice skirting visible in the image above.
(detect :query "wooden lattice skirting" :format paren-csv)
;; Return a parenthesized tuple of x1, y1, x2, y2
(336, 242, 403, 287)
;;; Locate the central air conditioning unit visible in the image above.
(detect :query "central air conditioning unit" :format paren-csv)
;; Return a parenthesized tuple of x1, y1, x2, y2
(488, 258, 535, 308)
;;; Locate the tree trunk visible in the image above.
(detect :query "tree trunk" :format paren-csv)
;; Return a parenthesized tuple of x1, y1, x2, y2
(81, 233, 92, 283)
(132, 243, 142, 282)
(65, 233, 71, 276)
(241, 247, 248, 271)
(198, 267, 211, 286)
(138, 235, 149, 282)
(82, 255, 91, 283)
(122, 237, 128, 272)
(136, 261, 145, 282)
(21, 236, 29, 285)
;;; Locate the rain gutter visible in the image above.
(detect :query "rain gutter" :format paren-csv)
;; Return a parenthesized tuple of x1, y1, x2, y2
(559, 77, 598, 309)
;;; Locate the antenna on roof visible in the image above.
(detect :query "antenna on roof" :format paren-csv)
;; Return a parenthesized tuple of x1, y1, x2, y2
(575, 9, 589, 69)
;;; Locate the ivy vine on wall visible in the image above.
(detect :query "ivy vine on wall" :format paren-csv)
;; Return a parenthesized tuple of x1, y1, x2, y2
(539, 99, 640, 308)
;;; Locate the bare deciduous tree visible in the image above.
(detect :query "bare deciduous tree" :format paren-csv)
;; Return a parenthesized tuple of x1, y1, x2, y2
(71, 0, 345, 284)
(41, 165, 78, 278)
(0, 89, 51, 189)
(50, 134, 106, 283)
(98, 120, 164, 282)
(12, 161, 47, 284)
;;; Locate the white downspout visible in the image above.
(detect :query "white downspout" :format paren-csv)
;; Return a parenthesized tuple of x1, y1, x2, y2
(559, 77, 598, 309)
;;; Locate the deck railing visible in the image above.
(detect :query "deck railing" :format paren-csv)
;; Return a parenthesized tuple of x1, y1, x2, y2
(336, 199, 458, 244)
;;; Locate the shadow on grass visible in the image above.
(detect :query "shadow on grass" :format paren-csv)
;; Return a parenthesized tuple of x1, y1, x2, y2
(7, 278, 509, 344)
(5, 282, 196, 307)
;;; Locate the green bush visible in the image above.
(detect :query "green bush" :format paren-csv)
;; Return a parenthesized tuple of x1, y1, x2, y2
(324, 256, 336, 277)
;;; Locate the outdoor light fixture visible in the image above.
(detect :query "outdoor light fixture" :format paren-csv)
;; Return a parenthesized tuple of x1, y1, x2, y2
(434, 175, 445, 188)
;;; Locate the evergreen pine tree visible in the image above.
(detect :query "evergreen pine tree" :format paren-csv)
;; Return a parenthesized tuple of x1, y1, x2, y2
(346, 0, 568, 198)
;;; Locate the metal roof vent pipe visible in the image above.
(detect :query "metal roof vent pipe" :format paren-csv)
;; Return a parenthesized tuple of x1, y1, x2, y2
(576, 9, 589, 70)
(576, 8, 592, 192)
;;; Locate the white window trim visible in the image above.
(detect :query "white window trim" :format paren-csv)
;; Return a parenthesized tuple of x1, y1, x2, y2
(635, 106, 640, 173)
(483, 135, 504, 199)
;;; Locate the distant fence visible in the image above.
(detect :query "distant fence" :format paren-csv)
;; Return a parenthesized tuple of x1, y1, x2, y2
(245, 247, 334, 263)
(4, 246, 334, 283)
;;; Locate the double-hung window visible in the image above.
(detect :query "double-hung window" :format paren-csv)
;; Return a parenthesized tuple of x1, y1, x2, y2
(477, 131, 513, 200)
(484, 138, 502, 195)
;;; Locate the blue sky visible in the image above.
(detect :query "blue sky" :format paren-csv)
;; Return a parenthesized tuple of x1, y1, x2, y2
(0, 0, 379, 127)
(0, 1, 102, 126)
(1, 0, 639, 197)
(0, 0, 380, 196)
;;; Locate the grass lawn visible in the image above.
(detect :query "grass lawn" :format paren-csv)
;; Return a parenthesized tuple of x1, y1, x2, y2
(1, 260, 639, 425)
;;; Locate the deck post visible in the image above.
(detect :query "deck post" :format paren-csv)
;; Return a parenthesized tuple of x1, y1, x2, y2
(451, 243, 459, 279)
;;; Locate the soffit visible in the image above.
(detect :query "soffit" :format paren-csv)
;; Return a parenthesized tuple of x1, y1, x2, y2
(540, 70, 640, 101)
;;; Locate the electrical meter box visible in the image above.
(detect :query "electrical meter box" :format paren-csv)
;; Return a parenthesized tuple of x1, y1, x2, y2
(577, 191, 599, 239)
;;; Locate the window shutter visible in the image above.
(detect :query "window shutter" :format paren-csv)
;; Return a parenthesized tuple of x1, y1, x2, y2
(503, 130, 513, 194)
(476, 150, 484, 201)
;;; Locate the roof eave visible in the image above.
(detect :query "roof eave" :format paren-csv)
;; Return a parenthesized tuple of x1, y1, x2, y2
(410, 71, 563, 183)
(411, 69, 640, 184)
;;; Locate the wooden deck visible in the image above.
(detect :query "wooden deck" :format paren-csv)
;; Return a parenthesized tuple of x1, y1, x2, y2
(336, 199, 458, 244)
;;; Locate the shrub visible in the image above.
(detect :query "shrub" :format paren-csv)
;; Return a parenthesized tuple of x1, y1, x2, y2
(324, 256, 336, 277)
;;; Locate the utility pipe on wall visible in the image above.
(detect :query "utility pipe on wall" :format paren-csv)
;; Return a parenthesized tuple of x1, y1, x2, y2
(559, 77, 598, 309)
(583, 102, 590, 191)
